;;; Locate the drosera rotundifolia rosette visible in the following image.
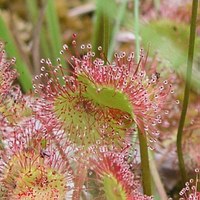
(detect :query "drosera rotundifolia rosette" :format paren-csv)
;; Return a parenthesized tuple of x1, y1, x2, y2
(86, 150, 153, 200)
(33, 35, 175, 151)
(0, 117, 74, 200)
(0, 43, 33, 126)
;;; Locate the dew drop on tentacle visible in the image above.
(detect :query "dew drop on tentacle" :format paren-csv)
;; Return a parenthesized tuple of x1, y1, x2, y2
(195, 168, 199, 173)
(163, 80, 168, 84)
(98, 46, 102, 51)
(164, 110, 169, 115)
(41, 66, 45, 72)
(40, 58, 45, 64)
(11, 57, 16, 64)
(63, 44, 69, 50)
(159, 86, 164, 91)
(80, 44, 85, 49)
(87, 44, 92, 49)
(91, 52, 95, 57)
(35, 75, 39, 80)
(72, 40, 76, 46)
(189, 179, 194, 183)
(72, 33, 77, 38)
(57, 58, 61, 63)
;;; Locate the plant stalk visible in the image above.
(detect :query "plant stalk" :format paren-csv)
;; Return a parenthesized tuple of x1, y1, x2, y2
(134, 0, 151, 195)
(138, 129, 152, 196)
(176, 0, 198, 184)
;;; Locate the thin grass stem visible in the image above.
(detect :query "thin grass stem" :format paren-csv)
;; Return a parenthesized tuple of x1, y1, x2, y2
(176, 0, 199, 184)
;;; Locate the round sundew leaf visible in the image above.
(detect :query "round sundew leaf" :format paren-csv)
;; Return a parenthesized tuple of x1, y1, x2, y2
(3, 153, 66, 200)
(78, 75, 134, 118)
(21, 168, 65, 190)
(53, 90, 132, 148)
(102, 173, 127, 200)
(54, 93, 101, 146)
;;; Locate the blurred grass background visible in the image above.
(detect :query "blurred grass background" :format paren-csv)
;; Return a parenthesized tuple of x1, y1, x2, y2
(0, 1, 199, 141)
(0, 0, 199, 92)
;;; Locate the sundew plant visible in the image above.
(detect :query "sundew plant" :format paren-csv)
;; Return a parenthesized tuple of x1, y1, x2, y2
(0, 0, 199, 199)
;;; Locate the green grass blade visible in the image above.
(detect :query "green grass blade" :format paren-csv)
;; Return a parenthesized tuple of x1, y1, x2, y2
(0, 16, 32, 92)
(26, 0, 52, 62)
(45, 0, 64, 65)
(92, 0, 116, 57)
(26, 0, 38, 23)
(134, 0, 140, 62)
(149, 151, 168, 200)
(107, 0, 128, 60)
